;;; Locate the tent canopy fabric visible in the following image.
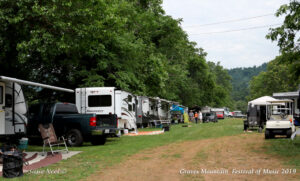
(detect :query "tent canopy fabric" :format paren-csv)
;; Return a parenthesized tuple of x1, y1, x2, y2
(248, 96, 279, 106)
(171, 105, 184, 114)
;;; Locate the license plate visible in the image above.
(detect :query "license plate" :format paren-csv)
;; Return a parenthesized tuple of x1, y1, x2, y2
(104, 129, 109, 134)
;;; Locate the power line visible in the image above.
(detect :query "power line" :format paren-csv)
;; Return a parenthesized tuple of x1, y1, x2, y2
(185, 13, 274, 27)
(189, 23, 281, 35)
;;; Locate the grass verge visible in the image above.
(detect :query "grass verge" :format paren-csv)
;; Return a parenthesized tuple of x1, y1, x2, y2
(13, 118, 243, 181)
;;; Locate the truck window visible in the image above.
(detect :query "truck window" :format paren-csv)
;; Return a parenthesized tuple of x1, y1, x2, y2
(0, 86, 3, 104)
(56, 104, 78, 114)
(88, 95, 112, 107)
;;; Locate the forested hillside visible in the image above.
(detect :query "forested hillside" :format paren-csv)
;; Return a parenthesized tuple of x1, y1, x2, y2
(0, 0, 232, 108)
(228, 63, 267, 112)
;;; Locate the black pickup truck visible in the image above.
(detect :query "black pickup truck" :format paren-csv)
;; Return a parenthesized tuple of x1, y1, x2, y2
(27, 102, 119, 146)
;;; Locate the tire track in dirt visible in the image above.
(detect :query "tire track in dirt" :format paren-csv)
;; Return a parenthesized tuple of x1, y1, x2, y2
(85, 134, 300, 181)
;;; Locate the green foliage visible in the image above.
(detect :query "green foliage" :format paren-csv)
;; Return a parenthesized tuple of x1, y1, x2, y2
(228, 63, 267, 112)
(0, 0, 231, 107)
(267, 0, 300, 54)
(249, 55, 300, 99)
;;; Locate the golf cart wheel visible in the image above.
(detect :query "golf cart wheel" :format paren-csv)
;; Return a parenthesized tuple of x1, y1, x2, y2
(287, 129, 292, 138)
(265, 129, 270, 139)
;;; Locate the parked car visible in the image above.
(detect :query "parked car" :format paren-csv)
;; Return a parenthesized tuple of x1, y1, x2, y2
(233, 111, 246, 118)
(27, 102, 119, 146)
(203, 112, 218, 123)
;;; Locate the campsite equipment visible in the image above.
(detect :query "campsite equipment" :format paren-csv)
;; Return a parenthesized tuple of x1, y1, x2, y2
(245, 96, 278, 132)
(17, 138, 28, 150)
(2, 150, 23, 178)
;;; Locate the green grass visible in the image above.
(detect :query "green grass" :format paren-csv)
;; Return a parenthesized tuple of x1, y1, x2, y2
(138, 127, 163, 132)
(263, 136, 300, 168)
(5, 119, 245, 180)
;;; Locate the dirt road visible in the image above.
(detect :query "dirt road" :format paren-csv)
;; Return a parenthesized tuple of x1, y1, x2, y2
(86, 134, 300, 181)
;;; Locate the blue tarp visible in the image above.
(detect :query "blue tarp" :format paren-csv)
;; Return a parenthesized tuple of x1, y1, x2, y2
(171, 105, 184, 114)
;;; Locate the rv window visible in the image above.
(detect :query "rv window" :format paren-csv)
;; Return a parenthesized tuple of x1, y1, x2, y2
(88, 95, 112, 107)
(133, 103, 136, 112)
(128, 95, 132, 102)
(5, 94, 12, 107)
(128, 104, 133, 111)
(0, 86, 3, 104)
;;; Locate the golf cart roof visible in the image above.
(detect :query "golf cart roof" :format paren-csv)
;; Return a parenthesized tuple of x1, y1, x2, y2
(267, 99, 293, 104)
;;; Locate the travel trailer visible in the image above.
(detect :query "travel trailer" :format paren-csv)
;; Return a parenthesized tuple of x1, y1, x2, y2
(75, 87, 137, 132)
(0, 76, 74, 140)
(147, 97, 171, 127)
(136, 96, 151, 128)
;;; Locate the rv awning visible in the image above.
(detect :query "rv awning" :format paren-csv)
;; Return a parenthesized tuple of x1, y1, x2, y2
(0, 76, 74, 93)
(248, 96, 279, 106)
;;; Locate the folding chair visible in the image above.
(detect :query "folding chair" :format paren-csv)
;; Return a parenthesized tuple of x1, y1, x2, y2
(38, 123, 68, 156)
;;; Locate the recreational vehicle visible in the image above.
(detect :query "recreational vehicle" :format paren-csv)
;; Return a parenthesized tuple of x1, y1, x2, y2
(147, 97, 171, 127)
(0, 76, 74, 140)
(136, 96, 151, 128)
(76, 87, 137, 132)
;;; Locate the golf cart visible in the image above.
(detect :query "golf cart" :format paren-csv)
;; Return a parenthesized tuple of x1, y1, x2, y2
(265, 99, 295, 139)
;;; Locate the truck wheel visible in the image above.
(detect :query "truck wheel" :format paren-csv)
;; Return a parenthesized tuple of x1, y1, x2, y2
(265, 129, 270, 139)
(287, 129, 292, 138)
(91, 136, 106, 145)
(66, 129, 83, 147)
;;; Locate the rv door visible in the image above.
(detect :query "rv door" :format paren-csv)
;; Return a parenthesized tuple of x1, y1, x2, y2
(0, 82, 4, 134)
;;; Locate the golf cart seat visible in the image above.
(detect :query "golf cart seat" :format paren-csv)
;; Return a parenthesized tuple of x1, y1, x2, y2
(38, 123, 68, 156)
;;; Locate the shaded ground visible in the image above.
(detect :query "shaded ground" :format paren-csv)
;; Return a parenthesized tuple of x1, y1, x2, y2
(85, 134, 300, 181)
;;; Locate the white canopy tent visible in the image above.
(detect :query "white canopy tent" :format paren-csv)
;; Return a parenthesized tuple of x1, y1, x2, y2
(248, 96, 279, 106)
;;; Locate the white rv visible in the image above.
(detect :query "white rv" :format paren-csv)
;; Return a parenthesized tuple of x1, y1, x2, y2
(136, 96, 151, 128)
(0, 76, 74, 140)
(148, 97, 171, 127)
(75, 87, 137, 132)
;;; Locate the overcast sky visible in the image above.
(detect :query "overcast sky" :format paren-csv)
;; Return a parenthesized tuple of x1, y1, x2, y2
(162, 0, 289, 69)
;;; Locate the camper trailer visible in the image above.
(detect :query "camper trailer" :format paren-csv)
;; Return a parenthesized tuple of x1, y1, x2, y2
(76, 87, 137, 132)
(0, 76, 74, 140)
(136, 96, 151, 128)
(148, 97, 171, 127)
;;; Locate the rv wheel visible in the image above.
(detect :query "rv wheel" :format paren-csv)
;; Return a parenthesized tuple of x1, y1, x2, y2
(66, 129, 83, 147)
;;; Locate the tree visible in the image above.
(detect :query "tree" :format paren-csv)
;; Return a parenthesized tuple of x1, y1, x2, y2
(267, 0, 300, 54)
(249, 55, 300, 100)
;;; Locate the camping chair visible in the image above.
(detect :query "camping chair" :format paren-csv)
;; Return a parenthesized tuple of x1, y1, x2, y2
(38, 123, 68, 156)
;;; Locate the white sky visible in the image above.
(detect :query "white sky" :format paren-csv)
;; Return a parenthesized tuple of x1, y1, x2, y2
(162, 0, 289, 69)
